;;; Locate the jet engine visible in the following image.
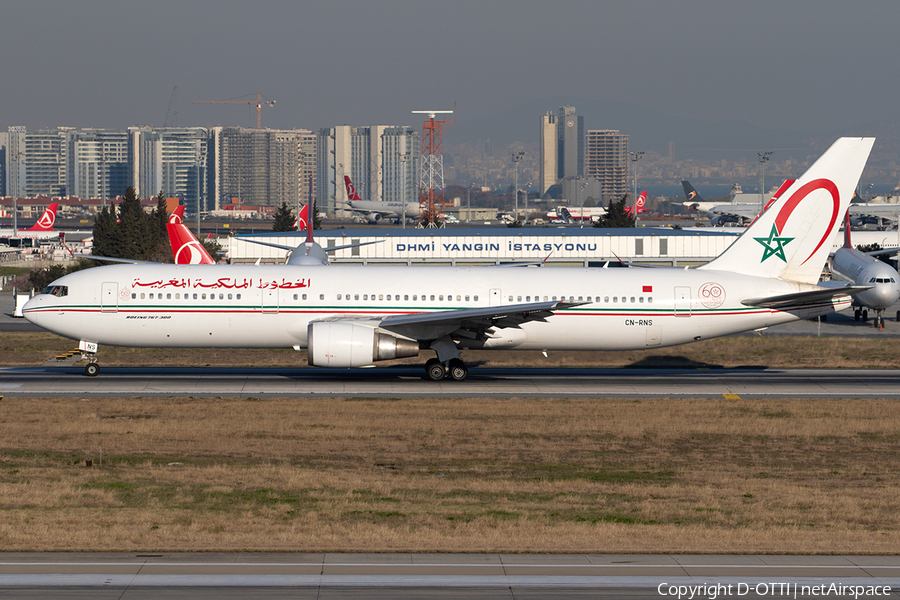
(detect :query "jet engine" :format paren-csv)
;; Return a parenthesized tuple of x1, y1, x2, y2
(366, 213, 383, 224)
(307, 322, 419, 367)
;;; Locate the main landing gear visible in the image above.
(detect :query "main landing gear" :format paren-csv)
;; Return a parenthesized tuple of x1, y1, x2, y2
(84, 362, 100, 377)
(425, 357, 468, 382)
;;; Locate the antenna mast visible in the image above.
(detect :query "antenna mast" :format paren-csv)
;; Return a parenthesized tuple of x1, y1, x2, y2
(412, 109, 454, 228)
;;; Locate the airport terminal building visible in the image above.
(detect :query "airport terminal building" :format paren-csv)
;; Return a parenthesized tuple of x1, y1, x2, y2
(225, 227, 741, 266)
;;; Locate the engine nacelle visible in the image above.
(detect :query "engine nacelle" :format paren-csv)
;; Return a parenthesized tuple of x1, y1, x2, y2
(366, 212, 383, 224)
(307, 322, 419, 367)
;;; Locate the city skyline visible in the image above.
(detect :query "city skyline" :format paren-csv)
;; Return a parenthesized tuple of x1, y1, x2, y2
(2, 1, 900, 164)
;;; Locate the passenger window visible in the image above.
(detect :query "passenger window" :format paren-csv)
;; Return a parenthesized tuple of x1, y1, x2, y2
(167, 293, 172, 300)
(193, 293, 198, 300)
(176, 293, 181, 300)
(639, 297, 644, 303)
(364, 294, 368, 300)
(202, 293, 207, 300)
(604, 297, 609, 302)
(439, 295, 444, 301)
(405, 295, 409, 301)
(227, 294, 231, 300)
(236, 294, 241, 300)
(140, 293, 145, 299)
(293, 294, 298, 300)
(354, 294, 359, 300)
(319, 294, 325, 300)
(648, 297, 653, 303)
(465, 295, 470, 302)
(430, 295, 435, 301)
(473, 295, 478, 301)
(613, 297, 618, 303)
(149, 293, 154, 299)
(131, 293, 136, 299)
(219, 293, 224, 300)
(412, 295, 417, 301)
(630, 297, 635, 303)
(379, 294, 383, 301)
(517, 296, 522, 302)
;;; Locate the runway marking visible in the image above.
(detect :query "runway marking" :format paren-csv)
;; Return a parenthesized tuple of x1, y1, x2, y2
(723, 393, 741, 399)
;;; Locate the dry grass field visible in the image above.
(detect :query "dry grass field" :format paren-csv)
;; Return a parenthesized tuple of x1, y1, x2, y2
(5, 331, 900, 369)
(1, 395, 899, 554)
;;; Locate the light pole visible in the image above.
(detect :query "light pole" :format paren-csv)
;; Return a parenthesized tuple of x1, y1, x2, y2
(467, 183, 474, 223)
(630, 151, 644, 224)
(399, 151, 411, 229)
(758, 151, 773, 212)
(511, 151, 525, 223)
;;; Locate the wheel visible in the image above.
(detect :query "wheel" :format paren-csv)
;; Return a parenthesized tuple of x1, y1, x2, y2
(84, 362, 100, 377)
(854, 309, 861, 321)
(863, 310, 869, 322)
(425, 358, 446, 381)
(447, 358, 468, 382)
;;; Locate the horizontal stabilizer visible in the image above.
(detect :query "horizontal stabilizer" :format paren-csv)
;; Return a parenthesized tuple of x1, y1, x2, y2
(741, 285, 871, 309)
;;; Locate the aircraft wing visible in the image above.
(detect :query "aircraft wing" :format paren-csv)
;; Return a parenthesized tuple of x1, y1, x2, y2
(74, 254, 160, 265)
(373, 300, 585, 341)
(240, 237, 380, 253)
(741, 285, 871, 309)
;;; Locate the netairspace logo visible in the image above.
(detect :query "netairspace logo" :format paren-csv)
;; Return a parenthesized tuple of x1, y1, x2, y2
(657, 582, 892, 599)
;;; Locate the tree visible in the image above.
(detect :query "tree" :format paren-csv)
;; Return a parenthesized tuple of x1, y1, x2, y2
(594, 195, 636, 228)
(90, 186, 169, 261)
(273, 201, 295, 232)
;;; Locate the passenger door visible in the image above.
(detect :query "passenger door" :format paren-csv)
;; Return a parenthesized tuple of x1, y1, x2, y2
(100, 282, 118, 313)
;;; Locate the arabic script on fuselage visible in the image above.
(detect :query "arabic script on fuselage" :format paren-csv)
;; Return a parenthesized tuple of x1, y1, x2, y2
(131, 277, 310, 290)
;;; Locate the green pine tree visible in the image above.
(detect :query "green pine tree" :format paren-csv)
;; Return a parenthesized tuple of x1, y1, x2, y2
(273, 201, 296, 232)
(594, 195, 636, 228)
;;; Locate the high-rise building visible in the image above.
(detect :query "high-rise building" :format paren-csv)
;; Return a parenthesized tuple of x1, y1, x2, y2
(208, 127, 311, 210)
(585, 129, 629, 202)
(69, 129, 129, 201)
(316, 125, 419, 217)
(557, 106, 584, 180)
(25, 128, 69, 197)
(129, 127, 208, 213)
(5, 127, 27, 198)
(539, 112, 557, 196)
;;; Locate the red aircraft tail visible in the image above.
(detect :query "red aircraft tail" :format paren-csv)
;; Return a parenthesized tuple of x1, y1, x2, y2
(344, 176, 363, 202)
(167, 222, 216, 264)
(24, 203, 59, 231)
(168, 205, 185, 224)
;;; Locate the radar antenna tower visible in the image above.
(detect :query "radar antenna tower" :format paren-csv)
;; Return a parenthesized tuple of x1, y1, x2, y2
(412, 109, 454, 228)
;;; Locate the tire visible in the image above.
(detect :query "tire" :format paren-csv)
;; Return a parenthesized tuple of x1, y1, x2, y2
(854, 309, 860, 322)
(425, 358, 445, 381)
(863, 310, 869, 322)
(448, 359, 468, 382)
(84, 363, 100, 377)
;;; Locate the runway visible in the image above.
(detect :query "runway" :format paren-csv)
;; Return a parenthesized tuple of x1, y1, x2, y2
(2, 364, 900, 398)
(1, 553, 898, 599)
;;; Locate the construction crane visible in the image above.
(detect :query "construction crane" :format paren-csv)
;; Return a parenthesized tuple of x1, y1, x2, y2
(192, 92, 275, 129)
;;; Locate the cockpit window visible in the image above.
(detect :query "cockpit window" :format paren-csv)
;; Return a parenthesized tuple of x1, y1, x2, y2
(40, 285, 68, 297)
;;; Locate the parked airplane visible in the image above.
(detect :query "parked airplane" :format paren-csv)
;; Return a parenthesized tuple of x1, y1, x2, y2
(23, 138, 875, 381)
(625, 191, 648, 217)
(168, 206, 185, 224)
(825, 212, 900, 328)
(0, 203, 61, 239)
(343, 176, 419, 223)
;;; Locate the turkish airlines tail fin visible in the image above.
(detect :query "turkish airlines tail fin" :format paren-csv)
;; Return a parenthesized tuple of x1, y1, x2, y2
(167, 222, 216, 264)
(699, 137, 875, 284)
(24, 203, 59, 231)
(344, 176, 363, 202)
(293, 204, 309, 232)
(168, 205, 185, 224)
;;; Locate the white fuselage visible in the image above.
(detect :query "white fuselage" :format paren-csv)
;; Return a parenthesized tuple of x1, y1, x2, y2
(831, 248, 900, 311)
(350, 200, 420, 220)
(23, 263, 845, 352)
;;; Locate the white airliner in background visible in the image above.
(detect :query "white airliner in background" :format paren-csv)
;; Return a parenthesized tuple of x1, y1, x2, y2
(0, 203, 61, 239)
(343, 176, 419, 223)
(825, 212, 900, 328)
(24, 138, 875, 381)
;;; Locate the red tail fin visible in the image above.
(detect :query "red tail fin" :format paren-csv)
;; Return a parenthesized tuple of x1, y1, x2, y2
(168, 205, 185, 224)
(167, 222, 216, 264)
(24, 203, 58, 231)
(293, 204, 309, 231)
(344, 176, 363, 201)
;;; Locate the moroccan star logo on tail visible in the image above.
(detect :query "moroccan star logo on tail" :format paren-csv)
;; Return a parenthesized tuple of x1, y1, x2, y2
(754, 224, 794, 263)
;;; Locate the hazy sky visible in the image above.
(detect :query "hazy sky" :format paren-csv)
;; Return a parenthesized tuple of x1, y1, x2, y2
(2, 1, 899, 154)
